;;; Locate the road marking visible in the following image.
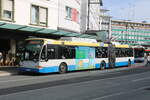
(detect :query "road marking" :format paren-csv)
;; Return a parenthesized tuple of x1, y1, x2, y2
(92, 92, 124, 100)
(132, 77, 150, 82)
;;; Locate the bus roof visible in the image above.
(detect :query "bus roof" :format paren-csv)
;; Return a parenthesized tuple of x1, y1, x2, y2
(115, 44, 130, 48)
(26, 38, 131, 48)
(26, 38, 108, 47)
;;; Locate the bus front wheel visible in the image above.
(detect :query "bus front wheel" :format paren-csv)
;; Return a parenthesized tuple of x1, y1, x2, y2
(59, 63, 67, 74)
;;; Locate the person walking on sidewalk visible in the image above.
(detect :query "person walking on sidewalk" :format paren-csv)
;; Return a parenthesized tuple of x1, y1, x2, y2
(0, 52, 4, 66)
(146, 53, 150, 66)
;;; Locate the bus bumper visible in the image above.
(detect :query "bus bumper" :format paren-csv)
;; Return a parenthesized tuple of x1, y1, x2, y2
(19, 67, 39, 73)
(19, 67, 59, 73)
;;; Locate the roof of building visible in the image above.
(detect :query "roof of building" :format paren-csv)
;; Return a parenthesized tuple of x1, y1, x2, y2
(112, 20, 150, 25)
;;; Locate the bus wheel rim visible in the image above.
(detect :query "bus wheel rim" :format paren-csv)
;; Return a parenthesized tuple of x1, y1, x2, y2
(60, 64, 66, 73)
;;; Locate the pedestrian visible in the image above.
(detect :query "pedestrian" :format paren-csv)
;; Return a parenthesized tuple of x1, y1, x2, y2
(146, 53, 150, 66)
(144, 53, 147, 60)
(0, 52, 4, 66)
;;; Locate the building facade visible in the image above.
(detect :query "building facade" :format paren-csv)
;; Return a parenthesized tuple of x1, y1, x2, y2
(0, 0, 59, 29)
(100, 9, 111, 31)
(0, 0, 82, 54)
(0, 0, 103, 66)
(80, 0, 102, 33)
(99, 9, 111, 40)
(0, 0, 60, 55)
(58, 0, 81, 33)
(111, 20, 150, 46)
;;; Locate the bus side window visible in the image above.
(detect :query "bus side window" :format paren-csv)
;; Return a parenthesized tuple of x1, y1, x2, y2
(120, 48, 124, 57)
(47, 48, 55, 59)
(95, 48, 98, 58)
(95, 47, 107, 58)
(115, 49, 117, 57)
(129, 48, 133, 57)
(61, 46, 75, 59)
(41, 46, 46, 60)
(126, 49, 129, 57)
(96, 47, 101, 58)
(103, 48, 108, 58)
(68, 47, 75, 59)
(118, 48, 121, 57)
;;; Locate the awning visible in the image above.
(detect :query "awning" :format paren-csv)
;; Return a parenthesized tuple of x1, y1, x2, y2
(0, 22, 97, 39)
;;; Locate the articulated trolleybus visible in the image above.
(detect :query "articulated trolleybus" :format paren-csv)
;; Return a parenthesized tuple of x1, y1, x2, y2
(19, 37, 134, 74)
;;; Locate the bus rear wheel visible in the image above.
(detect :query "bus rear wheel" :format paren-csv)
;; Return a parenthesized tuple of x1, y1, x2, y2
(100, 61, 106, 70)
(59, 63, 67, 74)
(128, 60, 131, 67)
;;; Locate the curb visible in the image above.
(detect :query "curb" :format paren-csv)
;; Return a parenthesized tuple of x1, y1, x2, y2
(0, 71, 18, 77)
(0, 67, 19, 77)
(0, 64, 146, 77)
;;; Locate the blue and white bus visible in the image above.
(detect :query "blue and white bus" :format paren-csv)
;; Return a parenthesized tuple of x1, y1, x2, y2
(19, 38, 134, 74)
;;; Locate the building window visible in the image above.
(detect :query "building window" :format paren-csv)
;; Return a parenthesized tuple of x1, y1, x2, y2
(0, 0, 14, 21)
(31, 5, 48, 26)
(66, 6, 79, 23)
(66, 6, 72, 19)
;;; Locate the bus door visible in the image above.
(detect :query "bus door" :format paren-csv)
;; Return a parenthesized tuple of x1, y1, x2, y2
(108, 43, 116, 68)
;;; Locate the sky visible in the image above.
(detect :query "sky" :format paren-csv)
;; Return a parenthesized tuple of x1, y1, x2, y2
(103, 0, 150, 22)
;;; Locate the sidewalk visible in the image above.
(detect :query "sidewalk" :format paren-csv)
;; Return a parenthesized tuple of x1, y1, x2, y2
(0, 66, 19, 76)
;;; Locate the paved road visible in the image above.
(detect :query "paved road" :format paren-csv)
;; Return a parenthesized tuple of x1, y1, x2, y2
(0, 65, 149, 100)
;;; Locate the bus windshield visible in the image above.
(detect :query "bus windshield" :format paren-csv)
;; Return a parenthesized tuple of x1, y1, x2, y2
(23, 40, 44, 61)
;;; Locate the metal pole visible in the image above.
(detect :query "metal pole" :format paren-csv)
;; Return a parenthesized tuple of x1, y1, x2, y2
(125, 22, 128, 44)
(108, 18, 112, 41)
(87, 0, 90, 30)
(58, 0, 60, 29)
